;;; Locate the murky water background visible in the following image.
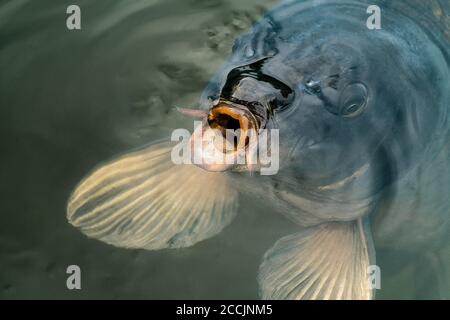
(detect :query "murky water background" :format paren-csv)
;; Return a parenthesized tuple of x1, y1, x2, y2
(0, 0, 449, 299)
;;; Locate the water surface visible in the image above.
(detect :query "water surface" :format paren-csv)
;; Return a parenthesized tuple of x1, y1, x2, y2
(0, 0, 448, 299)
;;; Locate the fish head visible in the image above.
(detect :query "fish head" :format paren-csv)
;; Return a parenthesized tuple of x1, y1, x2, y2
(185, 1, 448, 187)
(188, 54, 386, 183)
(182, 56, 295, 173)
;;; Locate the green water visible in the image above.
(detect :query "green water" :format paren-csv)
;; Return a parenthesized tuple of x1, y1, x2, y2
(0, 0, 448, 299)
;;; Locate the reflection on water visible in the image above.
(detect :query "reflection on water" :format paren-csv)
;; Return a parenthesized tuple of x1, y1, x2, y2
(0, 0, 448, 299)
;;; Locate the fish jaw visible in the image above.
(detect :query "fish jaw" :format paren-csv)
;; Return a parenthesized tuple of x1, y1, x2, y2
(188, 102, 261, 172)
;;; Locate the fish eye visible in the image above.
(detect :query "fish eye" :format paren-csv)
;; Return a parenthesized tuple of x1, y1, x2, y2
(339, 82, 368, 118)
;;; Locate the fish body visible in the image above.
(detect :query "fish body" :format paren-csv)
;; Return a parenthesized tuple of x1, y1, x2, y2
(67, 0, 450, 299)
(202, 0, 449, 213)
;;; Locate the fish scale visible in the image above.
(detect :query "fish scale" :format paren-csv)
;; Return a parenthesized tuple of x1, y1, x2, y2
(67, 0, 450, 299)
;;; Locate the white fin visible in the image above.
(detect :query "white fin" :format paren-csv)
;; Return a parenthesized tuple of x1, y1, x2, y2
(258, 219, 375, 300)
(67, 141, 238, 250)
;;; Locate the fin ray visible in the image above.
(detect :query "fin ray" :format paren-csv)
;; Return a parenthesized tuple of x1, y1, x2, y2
(259, 219, 375, 300)
(67, 141, 238, 250)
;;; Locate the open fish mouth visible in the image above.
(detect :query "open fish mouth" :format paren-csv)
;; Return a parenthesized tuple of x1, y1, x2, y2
(189, 101, 261, 171)
(207, 101, 260, 152)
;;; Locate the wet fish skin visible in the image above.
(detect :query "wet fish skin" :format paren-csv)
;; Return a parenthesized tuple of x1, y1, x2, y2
(202, 0, 450, 225)
(198, 0, 450, 299)
(66, 0, 450, 299)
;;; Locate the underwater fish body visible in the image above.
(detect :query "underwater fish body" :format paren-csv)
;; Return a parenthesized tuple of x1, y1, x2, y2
(67, 0, 450, 299)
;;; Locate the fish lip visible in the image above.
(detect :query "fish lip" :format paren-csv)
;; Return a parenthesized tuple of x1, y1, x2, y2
(188, 100, 261, 172)
(207, 100, 261, 150)
(209, 100, 261, 130)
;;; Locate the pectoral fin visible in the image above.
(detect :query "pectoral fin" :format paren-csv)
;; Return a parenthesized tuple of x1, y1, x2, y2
(258, 218, 375, 300)
(67, 141, 238, 250)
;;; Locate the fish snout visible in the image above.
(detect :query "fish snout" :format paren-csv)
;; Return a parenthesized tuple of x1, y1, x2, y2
(189, 102, 260, 172)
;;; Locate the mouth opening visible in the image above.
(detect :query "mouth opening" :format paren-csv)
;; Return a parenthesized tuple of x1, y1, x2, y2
(208, 112, 241, 131)
(207, 103, 258, 152)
